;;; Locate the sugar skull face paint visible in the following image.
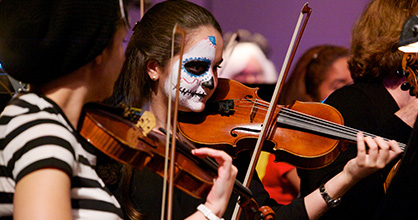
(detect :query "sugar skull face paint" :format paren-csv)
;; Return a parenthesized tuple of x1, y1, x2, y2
(165, 35, 219, 112)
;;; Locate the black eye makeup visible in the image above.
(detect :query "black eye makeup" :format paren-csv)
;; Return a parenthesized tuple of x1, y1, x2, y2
(184, 60, 210, 76)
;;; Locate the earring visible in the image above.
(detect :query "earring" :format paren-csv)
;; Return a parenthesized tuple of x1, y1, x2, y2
(152, 76, 157, 81)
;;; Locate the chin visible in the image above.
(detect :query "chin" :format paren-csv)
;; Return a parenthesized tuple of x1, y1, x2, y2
(181, 102, 205, 113)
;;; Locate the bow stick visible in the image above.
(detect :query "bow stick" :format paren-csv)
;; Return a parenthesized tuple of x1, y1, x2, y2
(140, 0, 145, 19)
(161, 24, 186, 220)
(231, 3, 312, 219)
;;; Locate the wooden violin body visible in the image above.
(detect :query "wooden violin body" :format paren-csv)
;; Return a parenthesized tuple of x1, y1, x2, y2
(178, 78, 406, 169)
(78, 103, 276, 219)
(178, 79, 342, 169)
(78, 103, 216, 199)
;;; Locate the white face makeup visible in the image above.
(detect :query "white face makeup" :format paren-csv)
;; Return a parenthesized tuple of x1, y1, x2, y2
(164, 36, 218, 112)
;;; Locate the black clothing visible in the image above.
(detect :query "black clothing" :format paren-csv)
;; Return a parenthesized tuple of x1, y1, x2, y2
(297, 81, 411, 220)
(126, 151, 308, 220)
(374, 115, 418, 219)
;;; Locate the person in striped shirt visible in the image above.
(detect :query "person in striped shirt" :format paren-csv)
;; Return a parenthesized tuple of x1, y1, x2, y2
(0, 0, 238, 219)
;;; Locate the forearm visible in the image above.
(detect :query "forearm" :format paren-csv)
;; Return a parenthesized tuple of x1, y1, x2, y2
(304, 170, 355, 220)
(303, 132, 401, 220)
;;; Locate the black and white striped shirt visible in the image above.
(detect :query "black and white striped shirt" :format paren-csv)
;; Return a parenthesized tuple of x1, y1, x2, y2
(0, 93, 123, 219)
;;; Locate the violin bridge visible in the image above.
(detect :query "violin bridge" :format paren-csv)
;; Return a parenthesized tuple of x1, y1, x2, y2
(136, 111, 156, 136)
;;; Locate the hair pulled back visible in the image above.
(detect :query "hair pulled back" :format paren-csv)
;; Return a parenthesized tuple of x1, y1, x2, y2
(111, 0, 222, 107)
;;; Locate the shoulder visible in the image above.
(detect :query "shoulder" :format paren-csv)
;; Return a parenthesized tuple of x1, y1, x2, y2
(0, 93, 80, 181)
(324, 82, 383, 105)
(1, 93, 77, 149)
(324, 82, 389, 114)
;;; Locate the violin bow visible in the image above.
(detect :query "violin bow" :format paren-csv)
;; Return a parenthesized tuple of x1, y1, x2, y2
(140, 0, 145, 19)
(161, 24, 186, 220)
(231, 3, 312, 219)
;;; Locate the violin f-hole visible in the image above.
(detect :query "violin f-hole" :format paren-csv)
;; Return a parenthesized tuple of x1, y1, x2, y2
(230, 126, 262, 137)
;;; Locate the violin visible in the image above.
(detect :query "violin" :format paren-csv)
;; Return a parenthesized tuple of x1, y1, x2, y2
(398, 53, 418, 96)
(178, 78, 407, 169)
(77, 102, 275, 220)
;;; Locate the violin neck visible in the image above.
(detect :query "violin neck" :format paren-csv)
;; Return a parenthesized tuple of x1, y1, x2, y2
(276, 108, 406, 152)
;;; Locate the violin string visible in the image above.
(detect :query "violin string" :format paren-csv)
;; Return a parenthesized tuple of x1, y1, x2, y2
(224, 99, 406, 150)
(232, 98, 376, 138)
(225, 100, 357, 138)
(280, 108, 406, 151)
(249, 100, 388, 139)
(218, 97, 406, 149)
(239, 104, 407, 151)
(280, 108, 366, 139)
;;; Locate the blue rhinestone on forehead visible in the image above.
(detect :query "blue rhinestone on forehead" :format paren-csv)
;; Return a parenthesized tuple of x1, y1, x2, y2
(208, 36, 216, 46)
(182, 57, 212, 81)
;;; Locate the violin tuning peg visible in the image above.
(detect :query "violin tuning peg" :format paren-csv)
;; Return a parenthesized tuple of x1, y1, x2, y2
(396, 69, 407, 77)
(401, 82, 411, 91)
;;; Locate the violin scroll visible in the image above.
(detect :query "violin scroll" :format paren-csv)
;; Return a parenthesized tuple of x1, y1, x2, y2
(399, 53, 418, 97)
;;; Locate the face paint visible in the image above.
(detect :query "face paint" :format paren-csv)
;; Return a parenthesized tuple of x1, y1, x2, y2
(165, 36, 217, 112)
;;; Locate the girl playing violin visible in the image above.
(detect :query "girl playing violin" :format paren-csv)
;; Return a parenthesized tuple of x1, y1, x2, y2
(0, 0, 237, 219)
(110, 1, 402, 219)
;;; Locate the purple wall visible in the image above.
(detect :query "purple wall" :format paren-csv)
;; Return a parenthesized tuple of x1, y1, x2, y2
(131, 0, 370, 80)
(209, 0, 370, 80)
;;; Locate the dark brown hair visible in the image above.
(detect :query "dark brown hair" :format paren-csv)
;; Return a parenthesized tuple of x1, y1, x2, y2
(109, 0, 222, 108)
(0, 0, 125, 84)
(306, 46, 349, 100)
(105, 1, 222, 219)
(349, 0, 418, 82)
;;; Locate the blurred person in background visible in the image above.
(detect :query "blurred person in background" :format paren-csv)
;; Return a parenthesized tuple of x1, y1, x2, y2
(264, 45, 352, 205)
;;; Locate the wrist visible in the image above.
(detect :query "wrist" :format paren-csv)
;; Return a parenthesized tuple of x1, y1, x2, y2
(197, 204, 224, 220)
(341, 161, 362, 184)
(319, 183, 341, 208)
(323, 171, 356, 203)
